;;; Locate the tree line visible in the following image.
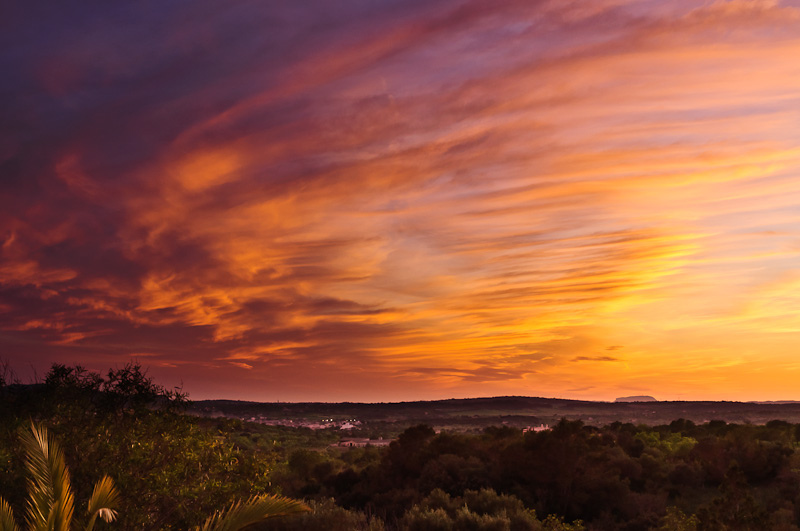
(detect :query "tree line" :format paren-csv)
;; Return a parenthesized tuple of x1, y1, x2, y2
(4, 364, 800, 530)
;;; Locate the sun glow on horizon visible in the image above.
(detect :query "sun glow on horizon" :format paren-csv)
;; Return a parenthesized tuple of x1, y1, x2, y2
(2, 0, 800, 402)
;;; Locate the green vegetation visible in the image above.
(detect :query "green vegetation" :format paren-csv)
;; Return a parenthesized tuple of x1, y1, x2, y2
(0, 364, 310, 530)
(0, 421, 308, 531)
(194, 495, 309, 531)
(265, 418, 800, 530)
(0, 422, 119, 531)
(5, 364, 800, 529)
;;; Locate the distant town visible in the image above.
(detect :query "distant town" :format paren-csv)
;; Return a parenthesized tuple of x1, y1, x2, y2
(190, 395, 800, 434)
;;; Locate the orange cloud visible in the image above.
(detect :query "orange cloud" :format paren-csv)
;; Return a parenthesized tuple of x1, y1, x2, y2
(3, 0, 800, 401)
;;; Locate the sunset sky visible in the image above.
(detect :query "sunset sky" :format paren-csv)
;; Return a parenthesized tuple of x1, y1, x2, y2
(2, 0, 800, 402)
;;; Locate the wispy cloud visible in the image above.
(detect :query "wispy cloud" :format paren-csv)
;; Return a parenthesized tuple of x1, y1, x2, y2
(2, 0, 800, 400)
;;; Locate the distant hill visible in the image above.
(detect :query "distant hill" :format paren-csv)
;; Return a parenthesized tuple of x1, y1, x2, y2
(188, 395, 800, 430)
(615, 395, 657, 403)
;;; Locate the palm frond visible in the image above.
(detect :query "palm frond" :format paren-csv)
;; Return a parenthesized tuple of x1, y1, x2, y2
(84, 475, 120, 531)
(194, 495, 310, 531)
(19, 422, 75, 531)
(0, 498, 19, 531)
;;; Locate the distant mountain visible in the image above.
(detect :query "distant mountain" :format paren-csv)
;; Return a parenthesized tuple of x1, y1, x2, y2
(188, 395, 800, 429)
(615, 395, 657, 402)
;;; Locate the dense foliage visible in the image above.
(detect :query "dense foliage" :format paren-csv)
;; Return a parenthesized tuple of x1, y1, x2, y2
(0, 422, 120, 531)
(4, 365, 800, 530)
(0, 364, 292, 530)
(268, 420, 800, 530)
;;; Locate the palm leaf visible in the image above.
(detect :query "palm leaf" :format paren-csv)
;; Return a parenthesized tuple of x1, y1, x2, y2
(0, 498, 19, 531)
(194, 495, 310, 531)
(19, 422, 75, 531)
(85, 475, 120, 531)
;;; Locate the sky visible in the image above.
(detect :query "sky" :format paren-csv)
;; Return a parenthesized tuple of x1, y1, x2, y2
(2, 0, 800, 402)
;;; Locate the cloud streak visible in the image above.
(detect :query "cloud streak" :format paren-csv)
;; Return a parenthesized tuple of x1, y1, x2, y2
(2, 0, 800, 401)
